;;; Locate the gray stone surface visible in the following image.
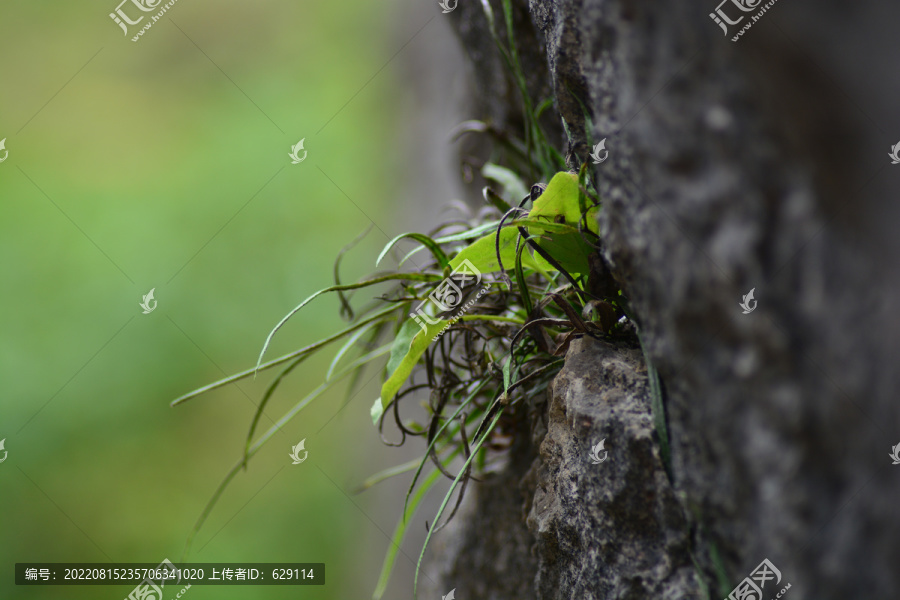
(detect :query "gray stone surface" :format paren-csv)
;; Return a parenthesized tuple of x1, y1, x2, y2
(527, 337, 701, 599)
(428, 1, 900, 598)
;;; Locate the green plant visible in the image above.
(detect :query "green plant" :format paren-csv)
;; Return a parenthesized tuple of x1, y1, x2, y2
(172, 163, 634, 596)
(171, 3, 640, 597)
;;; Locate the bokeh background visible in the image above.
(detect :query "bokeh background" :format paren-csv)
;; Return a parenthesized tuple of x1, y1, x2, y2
(0, 1, 469, 598)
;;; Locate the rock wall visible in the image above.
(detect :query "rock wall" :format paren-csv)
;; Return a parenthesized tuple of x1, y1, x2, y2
(528, 338, 701, 599)
(427, 1, 900, 598)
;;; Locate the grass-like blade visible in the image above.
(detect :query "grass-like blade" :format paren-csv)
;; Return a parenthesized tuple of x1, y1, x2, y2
(243, 352, 310, 468)
(403, 379, 489, 515)
(413, 407, 505, 598)
(256, 273, 441, 374)
(181, 344, 393, 559)
(482, 162, 528, 206)
(372, 452, 459, 600)
(433, 220, 502, 244)
(376, 233, 450, 270)
(334, 225, 374, 319)
(642, 338, 670, 479)
(352, 456, 430, 495)
(515, 235, 534, 315)
(398, 221, 504, 267)
(172, 304, 399, 406)
(243, 324, 392, 467)
(326, 318, 383, 381)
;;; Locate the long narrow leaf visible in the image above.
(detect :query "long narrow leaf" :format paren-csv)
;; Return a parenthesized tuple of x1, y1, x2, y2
(243, 352, 311, 467)
(256, 273, 441, 373)
(380, 318, 448, 409)
(398, 221, 504, 267)
(372, 450, 460, 600)
(413, 407, 505, 597)
(244, 322, 391, 466)
(376, 233, 450, 270)
(515, 236, 534, 315)
(334, 225, 374, 319)
(326, 319, 382, 381)
(172, 304, 400, 406)
(353, 456, 432, 495)
(181, 344, 393, 558)
(403, 379, 489, 515)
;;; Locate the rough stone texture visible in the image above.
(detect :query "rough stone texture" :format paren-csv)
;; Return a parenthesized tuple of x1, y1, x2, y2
(431, 1, 900, 599)
(527, 337, 701, 599)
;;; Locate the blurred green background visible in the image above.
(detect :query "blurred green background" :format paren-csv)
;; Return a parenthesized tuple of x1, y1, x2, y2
(0, 1, 461, 598)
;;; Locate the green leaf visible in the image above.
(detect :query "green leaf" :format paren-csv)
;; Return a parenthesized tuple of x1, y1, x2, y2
(376, 225, 544, 413)
(502, 354, 511, 390)
(433, 220, 501, 244)
(396, 220, 503, 268)
(372, 453, 458, 600)
(514, 238, 533, 314)
(482, 163, 529, 205)
(181, 342, 392, 560)
(414, 406, 505, 597)
(402, 379, 489, 516)
(243, 353, 310, 467)
(448, 227, 541, 274)
(504, 217, 583, 235)
(385, 317, 422, 379)
(173, 304, 400, 406)
(255, 273, 440, 373)
(531, 229, 596, 275)
(379, 318, 448, 409)
(528, 171, 599, 234)
(505, 217, 596, 276)
(376, 232, 449, 270)
(326, 319, 380, 381)
(370, 397, 384, 426)
(353, 456, 425, 494)
(525, 172, 599, 274)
